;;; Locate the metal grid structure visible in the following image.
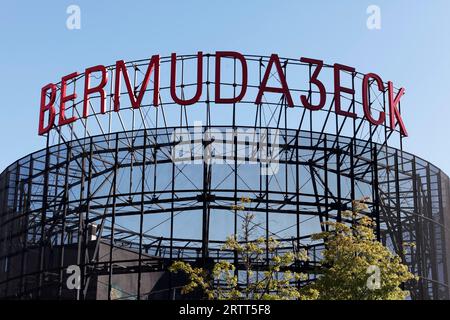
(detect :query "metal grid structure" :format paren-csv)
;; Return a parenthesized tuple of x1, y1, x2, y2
(0, 53, 449, 300)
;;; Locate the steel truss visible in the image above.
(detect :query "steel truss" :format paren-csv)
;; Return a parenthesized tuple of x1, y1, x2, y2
(0, 54, 449, 300)
(0, 127, 449, 300)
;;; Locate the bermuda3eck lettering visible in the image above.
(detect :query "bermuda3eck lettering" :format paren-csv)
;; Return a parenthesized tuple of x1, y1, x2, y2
(38, 51, 407, 137)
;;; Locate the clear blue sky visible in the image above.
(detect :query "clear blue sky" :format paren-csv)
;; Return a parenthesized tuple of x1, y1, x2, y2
(0, 0, 449, 174)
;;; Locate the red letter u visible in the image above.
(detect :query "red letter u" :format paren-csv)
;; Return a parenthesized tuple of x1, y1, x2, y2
(170, 52, 203, 105)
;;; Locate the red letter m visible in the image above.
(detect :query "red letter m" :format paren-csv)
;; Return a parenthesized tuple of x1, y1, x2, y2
(114, 55, 160, 112)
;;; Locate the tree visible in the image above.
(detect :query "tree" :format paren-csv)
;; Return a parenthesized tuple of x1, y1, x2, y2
(170, 198, 416, 300)
(170, 209, 319, 300)
(304, 199, 416, 300)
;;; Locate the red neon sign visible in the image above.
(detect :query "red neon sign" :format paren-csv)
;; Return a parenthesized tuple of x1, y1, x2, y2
(38, 51, 408, 137)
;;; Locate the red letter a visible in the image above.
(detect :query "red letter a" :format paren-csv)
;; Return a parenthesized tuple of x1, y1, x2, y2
(255, 54, 294, 107)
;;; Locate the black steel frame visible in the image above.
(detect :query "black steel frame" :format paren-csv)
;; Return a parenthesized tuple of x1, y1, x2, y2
(0, 54, 449, 300)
